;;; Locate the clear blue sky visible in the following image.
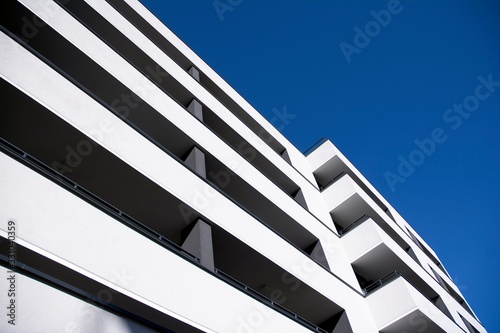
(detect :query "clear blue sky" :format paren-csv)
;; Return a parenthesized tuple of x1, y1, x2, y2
(141, 1, 499, 331)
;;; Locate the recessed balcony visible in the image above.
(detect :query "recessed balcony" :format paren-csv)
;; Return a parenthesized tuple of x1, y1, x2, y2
(366, 275, 463, 333)
(343, 218, 435, 295)
(341, 218, 465, 329)
(323, 174, 410, 249)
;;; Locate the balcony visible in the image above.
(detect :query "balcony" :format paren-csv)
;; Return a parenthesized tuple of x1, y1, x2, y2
(366, 274, 463, 333)
(322, 174, 410, 249)
(307, 139, 396, 223)
(340, 218, 483, 331)
(343, 217, 441, 298)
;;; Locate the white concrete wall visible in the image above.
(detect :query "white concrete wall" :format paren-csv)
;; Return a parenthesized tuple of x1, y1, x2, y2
(322, 174, 357, 213)
(342, 218, 382, 262)
(366, 277, 464, 332)
(0, 267, 160, 333)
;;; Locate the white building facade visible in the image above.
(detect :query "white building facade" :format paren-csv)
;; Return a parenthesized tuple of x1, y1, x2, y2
(0, 1, 485, 332)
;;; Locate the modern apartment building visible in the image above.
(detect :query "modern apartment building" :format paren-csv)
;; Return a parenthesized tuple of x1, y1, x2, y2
(0, 1, 485, 332)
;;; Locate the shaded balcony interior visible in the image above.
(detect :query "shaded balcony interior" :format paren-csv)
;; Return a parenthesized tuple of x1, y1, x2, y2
(313, 154, 395, 222)
(367, 274, 462, 333)
(0, 228, 349, 332)
(379, 309, 446, 333)
(429, 266, 476, 319)
(337, 197, 474, 323)
(312, 143, 456, 292)
(311, 140, 456, 297)
(0, 79, 350, 332)
(309, 140, 468, 316)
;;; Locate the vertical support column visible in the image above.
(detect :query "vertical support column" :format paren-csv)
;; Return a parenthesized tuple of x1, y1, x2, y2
(459, 314, 480, 333)
(332, 311, 353, 333)
(181, 219, 215, 271)
(305, 240, 330, 270)
(430, 266, 450, 293)
(405, 246, 420, 265)
(293, 188, 308, 209)
(187, 99, 203, 121)
(320, 310, 353, 333)
(407, 228, 424, 251)
(280, 149, 291, 164)
(188, 66, 200, 82)
(184, 146, 206, 178)
(433, 296, 453, 320)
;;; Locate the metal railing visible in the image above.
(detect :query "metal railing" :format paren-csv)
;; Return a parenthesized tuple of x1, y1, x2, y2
(214, 269, 329, 333)
(338, 215, 370, 236)
(362, 270, 401, 294)
(319, 171, 347, 192)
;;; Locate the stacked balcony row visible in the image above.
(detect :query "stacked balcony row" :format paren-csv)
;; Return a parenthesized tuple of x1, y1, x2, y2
(307, 140, 484, 333)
